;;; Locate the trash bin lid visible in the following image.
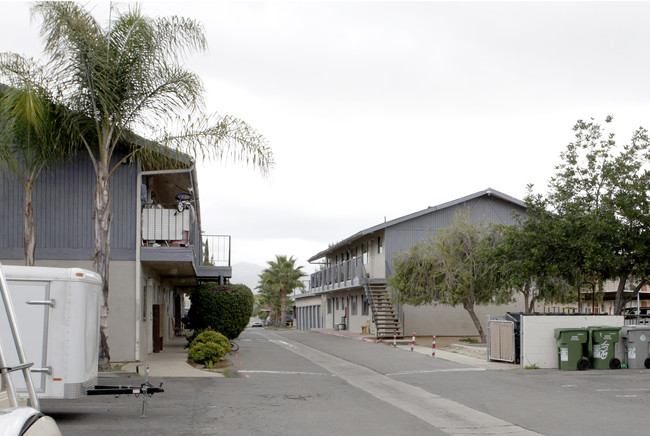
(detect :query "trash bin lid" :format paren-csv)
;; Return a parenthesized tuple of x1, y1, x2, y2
(588, 325, 622, 332)
(554, 327, 588, 340)
(621, 325, 650, 340)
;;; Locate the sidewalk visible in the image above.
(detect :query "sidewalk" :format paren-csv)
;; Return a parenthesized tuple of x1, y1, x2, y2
(312, 328, 519, 370)
(117, 336, 223, 378)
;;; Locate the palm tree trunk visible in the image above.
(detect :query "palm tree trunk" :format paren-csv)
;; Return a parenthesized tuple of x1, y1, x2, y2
(23, 177, 36, 266)
(93, 165, 112, 370)
(280, 286, 287, 327)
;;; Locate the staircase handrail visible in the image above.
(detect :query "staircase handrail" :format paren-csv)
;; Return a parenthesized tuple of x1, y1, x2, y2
(359, 260, 378, 337)
(384, 260, 404, 332)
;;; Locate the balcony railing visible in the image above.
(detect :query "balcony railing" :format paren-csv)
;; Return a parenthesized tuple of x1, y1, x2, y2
(142, 204, 193, 247)
(201, 235, 231, 267)
(310, 258, 365, 292)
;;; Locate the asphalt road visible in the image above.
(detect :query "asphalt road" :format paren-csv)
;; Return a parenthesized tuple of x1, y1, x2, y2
(41, 328, 650, 435)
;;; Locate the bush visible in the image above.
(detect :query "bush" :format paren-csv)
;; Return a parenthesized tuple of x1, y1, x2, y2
(188, 330, 230, 365)
(188, 342, 226, 366)
(188, 283, 254, 340)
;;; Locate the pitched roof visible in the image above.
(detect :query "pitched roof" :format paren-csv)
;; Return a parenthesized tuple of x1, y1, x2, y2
(308, 188, 525, 262)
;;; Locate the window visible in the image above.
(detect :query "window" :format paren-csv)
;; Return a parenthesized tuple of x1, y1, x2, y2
(336, 297, 339, 310)
(378, 236, 383, 254)
(362, 243, 369, 264)
(362, 295, 369, 316)
(327, 298, 332, 314)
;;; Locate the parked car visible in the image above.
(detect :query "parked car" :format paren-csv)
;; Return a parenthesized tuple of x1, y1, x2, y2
(251, 321, 263, 327)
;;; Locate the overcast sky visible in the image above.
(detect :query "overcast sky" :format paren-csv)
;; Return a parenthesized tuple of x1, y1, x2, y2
(3, 1, 650, 284)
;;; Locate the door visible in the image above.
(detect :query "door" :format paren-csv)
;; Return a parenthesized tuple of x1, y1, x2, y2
(153, 304, 163, 353)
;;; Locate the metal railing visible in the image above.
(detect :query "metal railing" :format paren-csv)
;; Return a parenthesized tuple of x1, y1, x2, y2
(201, 235, 231, 267)
(309, 258, 365, 292)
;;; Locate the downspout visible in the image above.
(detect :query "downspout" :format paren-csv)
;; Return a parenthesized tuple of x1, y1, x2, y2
(136, 165, 196, 361)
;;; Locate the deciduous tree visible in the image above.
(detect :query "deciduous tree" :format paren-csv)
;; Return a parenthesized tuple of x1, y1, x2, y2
(390, 209, 511, 342)
(533, 117, 650, 314)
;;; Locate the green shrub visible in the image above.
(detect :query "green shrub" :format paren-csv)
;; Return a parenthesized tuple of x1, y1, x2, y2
(191, 330, 231, 351)
(188, 342, 226, 366)
(188, 330, 230, 365)
(188, 283, 254, 340)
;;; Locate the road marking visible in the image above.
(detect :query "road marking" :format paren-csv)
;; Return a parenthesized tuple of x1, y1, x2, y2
(596, 388, 650, 392)
(262, 331, 541, 436)
(238, 370, 332, 376)
(269, 339, 298, 349)
(386, 368, 485, 376)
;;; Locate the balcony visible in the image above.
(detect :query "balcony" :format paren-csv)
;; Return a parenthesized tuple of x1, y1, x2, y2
(139, 202, 231, 284)
(309, 258, 365, 293)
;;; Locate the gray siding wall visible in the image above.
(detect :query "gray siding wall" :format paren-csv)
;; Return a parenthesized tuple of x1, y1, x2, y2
(384, 195, 526, 272)
(1, 153, 137, 261)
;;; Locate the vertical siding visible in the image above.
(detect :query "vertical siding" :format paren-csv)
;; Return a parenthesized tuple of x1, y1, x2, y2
(0, 152, 136, 261)
(385, 195, 526, 271)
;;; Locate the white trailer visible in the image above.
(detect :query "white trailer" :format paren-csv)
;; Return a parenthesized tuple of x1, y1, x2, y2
(1, 262, 62, 435)
(0, 265, 101, 400)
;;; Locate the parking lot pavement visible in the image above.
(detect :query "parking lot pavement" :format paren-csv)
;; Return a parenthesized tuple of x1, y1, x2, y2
(311, 328, 518, 370)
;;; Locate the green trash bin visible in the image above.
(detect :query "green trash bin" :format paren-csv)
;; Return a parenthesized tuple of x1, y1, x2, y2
(554, 328, 590, 371)
(588, 326, 621, 370)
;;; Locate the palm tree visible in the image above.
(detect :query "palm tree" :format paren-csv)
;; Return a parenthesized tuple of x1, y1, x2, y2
(259, 256, 306, 327)
(0, 55, 74, 266)
(22, 2, 274, 369)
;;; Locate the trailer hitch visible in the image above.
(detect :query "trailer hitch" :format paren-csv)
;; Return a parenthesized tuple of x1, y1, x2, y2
(87, 363, 164, 417)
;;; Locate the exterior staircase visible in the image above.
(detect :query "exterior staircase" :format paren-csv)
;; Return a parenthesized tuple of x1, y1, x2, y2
(365, 279, 403, 339)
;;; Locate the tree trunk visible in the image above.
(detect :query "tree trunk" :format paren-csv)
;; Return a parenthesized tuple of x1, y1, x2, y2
(463, 301, 486, 343)
(524, 282, 536, 313)
(280, 286, 287, 327)
(23, 178, 36, 266)
(94, 165, 112, 370)
(527, 295, 536, 314)
(614, 277, 645, 315)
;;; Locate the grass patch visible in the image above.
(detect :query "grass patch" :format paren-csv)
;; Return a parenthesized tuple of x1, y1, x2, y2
(524, 364, 539, 370)
(221, 369, 239, 378)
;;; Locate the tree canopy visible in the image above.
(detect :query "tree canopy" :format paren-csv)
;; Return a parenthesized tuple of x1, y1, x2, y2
(0, 56, 75, 265)
(528, 117, 650, 314)
(389, 209, 511, 342)
(258, 255, 305, 327)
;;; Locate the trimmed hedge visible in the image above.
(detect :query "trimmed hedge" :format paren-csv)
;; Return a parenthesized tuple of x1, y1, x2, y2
(188, 283, 254, 340)
(188, 330, 230, 365)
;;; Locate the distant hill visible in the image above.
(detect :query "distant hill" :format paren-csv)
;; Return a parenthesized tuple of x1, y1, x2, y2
(231, 262, 264, 292)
